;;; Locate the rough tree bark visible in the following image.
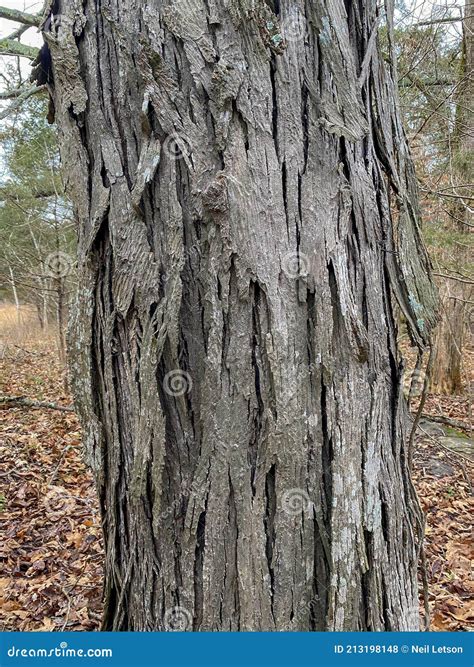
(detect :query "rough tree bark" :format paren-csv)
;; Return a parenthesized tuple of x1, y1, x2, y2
(37, 0, 438, 630)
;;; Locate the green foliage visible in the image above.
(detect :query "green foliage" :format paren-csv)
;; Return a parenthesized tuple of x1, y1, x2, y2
(0, 93, 75, 303)
(1, 94, 60, 196)
(423, 223, 473, 275)
(444, 427, 469, 440)
(424, 224, 474, 251)
(452, 148, 474, 181)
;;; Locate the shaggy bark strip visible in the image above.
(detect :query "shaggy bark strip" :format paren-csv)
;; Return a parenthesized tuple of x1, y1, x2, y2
(38, 0, 438, 630)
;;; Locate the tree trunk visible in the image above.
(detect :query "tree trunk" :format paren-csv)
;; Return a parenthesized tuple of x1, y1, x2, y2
(41, 0, 438, 631)
(449, 0, 473, 227)
(42, 294, 49, 329)
(29, 228, 48, 330)
(431, 1, 473, 394)
(431, 279, 471, 394)
(9, 265, 21, 325)
(55, 274, 66, 362)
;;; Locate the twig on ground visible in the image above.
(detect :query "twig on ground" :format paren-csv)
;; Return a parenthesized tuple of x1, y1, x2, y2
(0, 395, 74, 412)
(417, 413, 472, 434)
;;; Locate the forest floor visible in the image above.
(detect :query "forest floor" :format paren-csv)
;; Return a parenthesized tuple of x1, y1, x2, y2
(0, 304, 472, 632)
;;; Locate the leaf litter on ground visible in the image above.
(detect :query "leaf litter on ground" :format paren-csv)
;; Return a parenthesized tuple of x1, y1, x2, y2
(0, 309, 472, 631)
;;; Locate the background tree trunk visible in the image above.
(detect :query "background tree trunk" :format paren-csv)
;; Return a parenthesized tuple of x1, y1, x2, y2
(449, 0, 473, 228)
(42, 0, 437, 630)
(431, 0, 473, 395)
(8, 265, 21, 325)
(55, 274, 66, 362)
(431, 279, 468, 395)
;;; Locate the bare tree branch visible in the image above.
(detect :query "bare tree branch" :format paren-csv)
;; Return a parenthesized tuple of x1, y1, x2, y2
(0, 39, 38, 60)
(0, 395, 75, 412)
(412, 72, 474, 140)
(418, 413, 472, 433)
(414, 15, 471, 28)
(433, 272, 474, 285)
(0, 83, 45, 100)
(405, 72, 438, 105)
(447, 296, 474, 305)
(0, 5, 40, 27)
(0, 184, 56, 200)
(421, 186, 474, 202)
(6, 23, 30, 41)
(0, 84, 46, 120)
(399, 78, 456, 87)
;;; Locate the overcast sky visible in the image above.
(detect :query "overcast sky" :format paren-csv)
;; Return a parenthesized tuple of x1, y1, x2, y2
(0, 0, 464, 79)
(0, 0, 465, 47)
(0, 0, 43, 94)
(0, 0, 43, 47)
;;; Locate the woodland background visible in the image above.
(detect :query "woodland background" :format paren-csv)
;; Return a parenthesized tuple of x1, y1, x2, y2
(0, 0, 472, 631)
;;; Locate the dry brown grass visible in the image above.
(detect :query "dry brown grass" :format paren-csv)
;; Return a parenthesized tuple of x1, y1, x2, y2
(0, 302, 59, 360)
